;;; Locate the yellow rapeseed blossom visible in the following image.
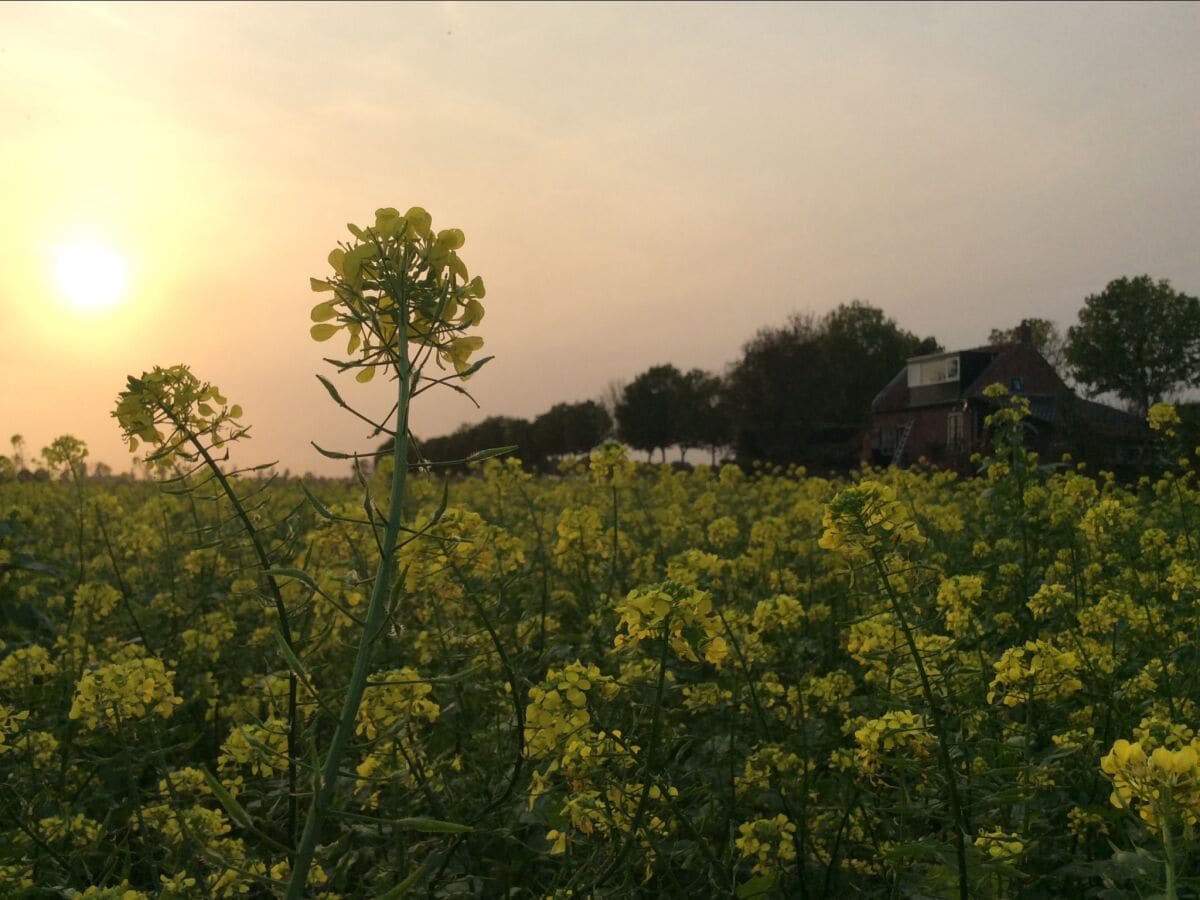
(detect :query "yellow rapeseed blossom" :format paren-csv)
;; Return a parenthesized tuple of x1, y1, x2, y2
(356, 668, 441, 741)
(73, 582, 121, 623)
(68, 657, 183, 729)
(735, 814, 798, 876)
(935, 575, 984, 637)
(309, 206, 488, 379)
(113, 365, 244, 460)
(524, 661, 618, 760)
(852, 709, 935, 777)
(1066, 807, 1110, 845)
(1149, 402, 1181, 436)
(0, 644, 59, 691)
(589, 442, 635, 488)
(1101, 738, 1200, 827)
(613, 582, 728, 666)
(0, 705, 29, 754)
(219, 719, 290, 778)
(974, 827, 1024, 862)
(988, 640, 1083, 707)
(819, 480, 924, 556)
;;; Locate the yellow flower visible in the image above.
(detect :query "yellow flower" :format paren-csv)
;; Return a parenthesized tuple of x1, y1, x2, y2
(1149, 402, 1181, 436)
(1101, 737, 1200, 827)
(68, 657, 183, 730)
(441, 335, 485, 377)
(819, 480, 924, 555)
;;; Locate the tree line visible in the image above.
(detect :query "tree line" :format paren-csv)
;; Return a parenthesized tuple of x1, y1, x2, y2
(7, 274, 1195, 480)
(409, 274, 1200, 473)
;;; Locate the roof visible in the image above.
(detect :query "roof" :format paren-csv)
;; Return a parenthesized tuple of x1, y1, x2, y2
(873, 340, 1070, 415)
(871, 338, 1144, 437)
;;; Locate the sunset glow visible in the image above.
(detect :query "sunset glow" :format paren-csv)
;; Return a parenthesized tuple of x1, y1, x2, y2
(0, 2, 1197, 478)
(53, 240, 129, 311)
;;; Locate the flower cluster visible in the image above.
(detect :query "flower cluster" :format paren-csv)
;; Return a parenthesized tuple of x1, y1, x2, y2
(356, 667, 441, 741)
(113, 365, 245, 460)
(988, 639, 1083, 707)
(1148, 402, 1181, 436)
(818, 480, 924, 555)
(1101, 738, 1200, 827)
(735, 814, 798, 876)
(852, 709, 935, 777)
(524, 661, 616, 759)
(613, 581, 729, 666)
(309, 206, 487, 382)
(974, 827, 1024, 862)
(68, 657, 183, 729)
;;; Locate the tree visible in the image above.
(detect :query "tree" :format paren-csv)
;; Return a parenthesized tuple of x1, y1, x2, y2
(10, 434, 24, 473)
(675, 369, 730, 464)
(726, 302, 939, 467)
(988, 318, 1069, 378)
(532, 401, 612, 458)
(1066, 275, 1200, 416)
(616, 364, 687, 462)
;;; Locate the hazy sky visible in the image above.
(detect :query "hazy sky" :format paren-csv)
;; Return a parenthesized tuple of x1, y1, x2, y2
(2, 1, 1198, 475)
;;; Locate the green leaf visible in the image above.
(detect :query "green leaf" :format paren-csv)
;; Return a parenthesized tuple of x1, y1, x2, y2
(199, 767, 291, 853)
(375, 857, 434, 900)
(465, 445, 517, 464)
(311, 324, 340, 342)
(736, 873, 777, 898)
(454, 354, 494, 381)
(201, 767, 252, 828)
(310, 277, 335, 293)
(392, 817, 472, 834)
(431, 476, 450, 524)
(310, 442, 353, 460)
(356, 365, 376, 384)
(264, 566, 318, 591)
(314, 373, 347, 408)
(274, 626, 311, 680)
(299, 480, 334, 519)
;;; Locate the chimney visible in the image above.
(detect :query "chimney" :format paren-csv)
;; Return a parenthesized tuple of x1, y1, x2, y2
(1016, 320, 1033, 346)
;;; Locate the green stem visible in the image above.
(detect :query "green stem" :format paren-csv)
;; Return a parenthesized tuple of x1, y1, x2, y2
(609, 482, 620, 597)
(871, 550, 969, 900)
(174, 415, 301, 851)
(287, 333, 413, 898)
(1162, 818, 1178, 900)
(588, 622, 671, 890)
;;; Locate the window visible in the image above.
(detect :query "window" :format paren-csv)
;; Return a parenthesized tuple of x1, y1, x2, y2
(879, 427, 896, 453)
(947, 411, 964, 451)
(1011, 376, 1024, 392)
(907, 355, 962, 388)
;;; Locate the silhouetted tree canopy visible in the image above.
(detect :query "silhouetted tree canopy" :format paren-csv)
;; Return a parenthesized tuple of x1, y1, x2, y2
(616, 364, 688, 462)
(676, 369, 731, 464)
(726, 301, 940, 468)
(1066, 275, 1200, 416)
(532, 401, 612, 457)
(409, 415, 535, 471)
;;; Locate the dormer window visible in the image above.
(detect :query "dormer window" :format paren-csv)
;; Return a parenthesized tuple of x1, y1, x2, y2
(907, 353, 961, 387)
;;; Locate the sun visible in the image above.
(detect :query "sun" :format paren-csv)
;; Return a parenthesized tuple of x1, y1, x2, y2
(53, 240, 130, 310)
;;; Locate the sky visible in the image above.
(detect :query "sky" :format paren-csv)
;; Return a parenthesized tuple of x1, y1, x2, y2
(1, 1, 1198, 475)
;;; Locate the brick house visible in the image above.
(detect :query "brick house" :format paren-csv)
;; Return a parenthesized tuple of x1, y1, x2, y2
(866, 325, 1147, 470)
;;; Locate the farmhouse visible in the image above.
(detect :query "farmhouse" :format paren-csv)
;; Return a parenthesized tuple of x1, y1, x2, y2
(866, 323, 1147, 470)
